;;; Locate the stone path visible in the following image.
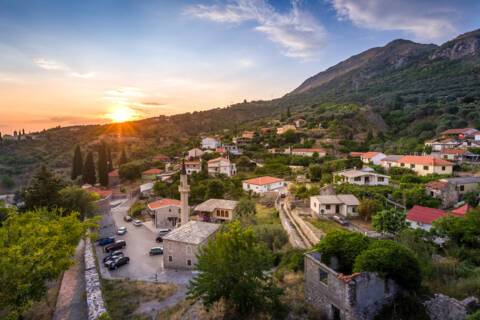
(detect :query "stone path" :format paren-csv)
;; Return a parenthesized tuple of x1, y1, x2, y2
(53, 240, 88, 320)
(134, 284, 189, 317)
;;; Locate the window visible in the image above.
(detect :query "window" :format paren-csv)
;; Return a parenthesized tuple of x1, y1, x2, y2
(423, 166, 429, 170)
(168, 256, 172, 262)
(410, 164, 415, 169)
(378, 177, 384, 182)
(319, 268, 328, 285)
(354, 177, 361, 181)
(460, 185, 465, 191)
(400, 163, 405, 167)
(442, 166, 446, 171)
(187, 259, 192, 266)
(326, 204, 331, 210)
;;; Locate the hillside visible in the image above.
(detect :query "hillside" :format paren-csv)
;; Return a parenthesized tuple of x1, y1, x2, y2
(1, 29, 480, 192)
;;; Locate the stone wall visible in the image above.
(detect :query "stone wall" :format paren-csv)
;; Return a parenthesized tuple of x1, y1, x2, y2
(85, 237, 108, 320)
(424, 294, 478, 320)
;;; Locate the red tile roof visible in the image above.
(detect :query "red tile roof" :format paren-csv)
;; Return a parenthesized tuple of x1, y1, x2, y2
(86, 187, 113, 199)
(361, 151, 381, 159)
(451, 204, 471, 216)
(108, 169, 119, 177)
(243, 176, 284, 186)
(407, 205, 445, 224)
(426, 180, 449, 190)
(148, 198, 181, 210)
(143, 168, 163, 175)
(398, 155, 453, 166)
(442, 128, 478, 135)
(349, 152, 365, 157)
(441, 148, 466, 155)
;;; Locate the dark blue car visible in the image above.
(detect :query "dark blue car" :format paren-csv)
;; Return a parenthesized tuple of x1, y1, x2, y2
(98, 236, 115, 246)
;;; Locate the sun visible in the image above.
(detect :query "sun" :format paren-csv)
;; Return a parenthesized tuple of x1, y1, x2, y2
(108, 107, 134, 123)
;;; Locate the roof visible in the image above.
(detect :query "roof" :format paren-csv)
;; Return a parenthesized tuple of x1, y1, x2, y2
(451, 204, 471, 216)
(441, 128, 478, 135)
(148, 198, 181, 210)
(153, 154, 169, 160)
(243, 176, 285, 186)
(311, 194, 359, 206)
(140, 182, 154, 193)
(336, 169, 389, 178)
(85, 187, 113, 199)
(162, 221, 220, 245)
(108, 169, 119, 177)
(292, 148, 326, 153)
(441, 149, 466, 155)
(349, 152, 365, 157)
(426, 180, 449, 190)
(398, 155, 453, 166)
(143, 168, 163, 175)
(185, 160, 201, 165)
(381, 155, 403, 162)
(361, 151, 382, 159)
(207, 157, 229, 163)
(443, 176, 480, 185)
(194, 199, 238, 212)
(406, 205, 445, 224)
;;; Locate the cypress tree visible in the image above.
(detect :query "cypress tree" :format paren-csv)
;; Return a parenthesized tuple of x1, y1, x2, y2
(82, 152, 96, 185)
(71, 145, 83, 180)
(118, 148, 128, 166)
(107, 147, 114, 172)
(97, 144, 109, 187)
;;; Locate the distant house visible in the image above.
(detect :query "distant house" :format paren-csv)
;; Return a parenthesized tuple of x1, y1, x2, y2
(140, 182, 154, 197)
(108, 169, 120, 187)
(288, 148, 327, 157)
(242, 176, 286, 194)
(147, 198, 181, 229)
(294, 119, 307, 128)
(380, 155, 403, 169)
(242, 131, 255, 139)
(276, 124, 296, 135)
(427, 176, 480, 208)
(194, 199, 238, 223)
(187, 148, 204, 159)
(406, 205, 445, 231)
(439, 148, 467, 162)
(394, 156, 453, 176)
(441, 128, 479, 139)
(222, 144, 242, 155)
(163, 221, 220, 270)
(142, 168, 163, 180)
(359, 152, 386, 165)
(334, 168, 390, 186)
(201, 137, 220, 150)
(185, 160, 202, 175)
(207, 157, 236, 177)
(310, 194, 360, 218)
(425, 138, 460, 152)
(153, 154, 170, 163)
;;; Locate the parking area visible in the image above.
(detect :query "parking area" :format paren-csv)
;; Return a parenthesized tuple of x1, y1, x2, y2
(96, 200, 194, 285)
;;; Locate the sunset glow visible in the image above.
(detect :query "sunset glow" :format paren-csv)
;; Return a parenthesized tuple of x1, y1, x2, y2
(108, 107, 135, 123)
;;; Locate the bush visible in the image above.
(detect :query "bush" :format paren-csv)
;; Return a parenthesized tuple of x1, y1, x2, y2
(253, 224, 288, 252)
(129, 201, 146, 219)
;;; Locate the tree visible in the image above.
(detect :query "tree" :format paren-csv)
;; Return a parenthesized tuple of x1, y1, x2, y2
(253, 224, 288, 252)
(188, 221, 283, 318)
(118, 148, 128, 166)
(1, 175, 15, 189)
(71, 145, 83, 180)
(82, 152, 96, 185)
(308, 164, 322, 181)
(463, 190, 479, 207)
(233, 198, 257, 218)
(286, 106, 291, 118)
(97, 144, 109, 187)
(107, 147, 114, 172)
(23, 166, 66, 210)
(118, 161, 144, 181)
(0, 208, 94, 318)
(432, 209, 480, 248)
(58, 186, 99, 220)
(358, 198, 382, 222)
(372, 208, 408, 234)
(353, 240, 422, 291)
(205, 179, 224, 199)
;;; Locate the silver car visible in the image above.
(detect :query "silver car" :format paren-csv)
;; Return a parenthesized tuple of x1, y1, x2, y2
(117, 226, 127, 235)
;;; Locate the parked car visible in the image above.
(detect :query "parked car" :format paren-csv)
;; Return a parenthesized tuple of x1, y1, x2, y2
(124, 215, 132, 222)
(133, 219, 142, 226)
(117, 226, 127, 235)
(103, 250, 123, 266)
(105, 240, 126, 253)
(332, 215, 349, 226)
(155, 229, 171, 243)
(107, 256, 130, 270)
(97, 236, 115, 246)
(149, 247, 163, 256)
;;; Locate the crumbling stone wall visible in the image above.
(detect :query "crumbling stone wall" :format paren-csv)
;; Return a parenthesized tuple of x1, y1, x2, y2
(85, 237, 108, 320)
(424, 294, 470, 320)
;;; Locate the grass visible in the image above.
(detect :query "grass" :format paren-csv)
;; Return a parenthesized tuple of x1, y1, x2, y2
(255, 204, 280, 225)
(23, 279, 61, 320)
(306, 218, 343, 234)
(102, 279, 177, 320)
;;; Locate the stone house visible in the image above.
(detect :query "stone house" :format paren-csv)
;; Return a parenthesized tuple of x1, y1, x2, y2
(310, 194, 360, 218)
(187, 148, 204, 159)
(194, 198, 238, 222)
(426, 176, 480, 208)
(304, 252, 399, 320)
(334, 169, 390, 186)
(147, 198, 181, 229)
(379, 155, 403, 169)
(163, 221, 220, 270)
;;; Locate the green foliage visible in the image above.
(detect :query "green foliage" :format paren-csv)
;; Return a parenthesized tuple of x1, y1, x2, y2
(1, 175, 14, 189)
(252, 224, 288, 253)
(433, 209, 480, 248)
(358, 198, 383, 221)
(205, 179, 225, 199)
(0, 208, 94, 318)
(372, 208, 408, 234)
(118, 161, 144, 181)
(97, 143, 109, 187)
(315, 230, 371, 274)
(393, 186, 442, 208)
(23, 165, 66, 211)
(118, 148, 128, 166)
(129, 201, 146, 219)
(82, 151, 96, 185)
(353, 240, 422, 291)
(467, 311, 480, 320)
(308, 164, 322, 182)
(188, 221, 284, 318)
(374, 293, 430, 320)
(234, 198, 257, 218)
(463, 190, 479, 207)
(58, 186, 98, 220)
(71, 145, 83, 180)
(277, 248, 306, 273)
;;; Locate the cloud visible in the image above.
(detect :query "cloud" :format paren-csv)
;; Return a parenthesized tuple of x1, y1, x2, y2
(329, 0, 461, 40)
(33, 57, 96, 79)
(184, 0, 327, 60)
(237, 58, 254, 67)
(71, 72, 96, 79)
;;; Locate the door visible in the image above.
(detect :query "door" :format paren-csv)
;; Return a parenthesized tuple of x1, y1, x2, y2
(335, 205, 340, 214)
(332, 305, 341, 320)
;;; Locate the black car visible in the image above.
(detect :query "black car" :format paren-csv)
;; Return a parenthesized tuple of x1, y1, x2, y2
(155, 229, 171, 242)
(107, 256, 130, 270)
(105, 240, 126, 253)
(103, 250, 123, 265)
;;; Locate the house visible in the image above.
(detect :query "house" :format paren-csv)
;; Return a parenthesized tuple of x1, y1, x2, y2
(140, 182, 154, 197)
(334, 168, 390, 186)
(142, 168, 163, 180)
(406, 205, 446, 231)
(185, 160, 202, 175)
(425, 139, 461, 152)
(276, 124, 296, 135)
(426, 176, 480, 208)
(242, 176, 286, 194)
(242, 131, 255, 139)
(304, 252, 399, 320)
(221, 144, 242, 155)
(294, 119, 307, 128)
(359, 152, 386, 165)
(379, 155, 402, 169)
(476, 132, 480, 142)
(310, 194, 360, 218)
(439, 148, 467, 162)
(147, 198, 181, 229)
(201, 137, 220, 150)
(207, 157, 236, 177)
(153, 154, 170, 163)
(108, 169, 120, 187)
(288, 148, 327, 157)
(394, 155, 453, 176)
(187, 148, 204, 159)
(163, 221, 220, 270)
(441, 128, 479, 139)
(194, 199, 238, 223)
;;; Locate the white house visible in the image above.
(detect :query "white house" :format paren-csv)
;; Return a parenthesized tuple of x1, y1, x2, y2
(287, 148, 327, 157)
(310, 194, 360, 218)
(358, 152, 386, 165)
(334, 168, 390, 186)
(147, 198, 181, 229)
(201, 137, 220, 150)
(242, 176, 286, 194)
(187, 148, 204, 159)
(207, 157, 236, 177)
(185, 160, 202, 175)
(406, 205, 445, 231)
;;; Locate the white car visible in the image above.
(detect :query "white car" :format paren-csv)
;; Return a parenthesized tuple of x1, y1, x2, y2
(117, 226, 127, 235)
(133, 219, 142, 227)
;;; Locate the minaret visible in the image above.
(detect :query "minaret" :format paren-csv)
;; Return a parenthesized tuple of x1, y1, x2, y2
(179, 159, 190, 225)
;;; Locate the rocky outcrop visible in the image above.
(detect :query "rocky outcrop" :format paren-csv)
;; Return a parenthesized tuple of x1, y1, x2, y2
(424, 294, 479, 320)
(430, 29, 480, 60)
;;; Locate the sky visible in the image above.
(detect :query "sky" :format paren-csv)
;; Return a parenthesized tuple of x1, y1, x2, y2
(0, 0, 479, 134)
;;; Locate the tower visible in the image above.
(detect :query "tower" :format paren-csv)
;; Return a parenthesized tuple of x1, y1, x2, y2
(179, 159, 190, 225)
